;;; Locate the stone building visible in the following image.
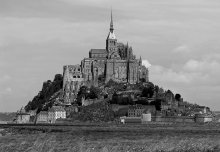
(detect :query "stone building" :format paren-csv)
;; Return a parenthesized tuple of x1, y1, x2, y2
(128, 104, 156, 117)
(63, 11, 149, 104)
(37, 111, 48, 123)
(48, 106, 66, 123)
(63, 65, 84, 104)
(16, 107, 30, 124)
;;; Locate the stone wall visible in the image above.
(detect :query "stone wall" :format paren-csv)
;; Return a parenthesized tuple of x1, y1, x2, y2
(82, 98, 104, 106)
(63, 65, 84, 104)
(151, 116, 195, 123)
(106, 59, 128, 83)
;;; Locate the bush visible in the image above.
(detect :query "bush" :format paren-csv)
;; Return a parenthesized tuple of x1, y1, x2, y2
(25, 74, 63, 112)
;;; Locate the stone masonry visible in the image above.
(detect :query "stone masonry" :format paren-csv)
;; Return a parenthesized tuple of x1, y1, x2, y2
(63, 11, 149, 104)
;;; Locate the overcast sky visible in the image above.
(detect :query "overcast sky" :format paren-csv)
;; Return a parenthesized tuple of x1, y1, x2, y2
(0, 0, 220, 112)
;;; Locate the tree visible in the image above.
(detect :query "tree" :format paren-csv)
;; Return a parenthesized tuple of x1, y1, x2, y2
(77, 86, 89, 97)
(136, 99, 148, 105)
(98, 74, 105, 85)
(105, 79, 118, 87)
(150, 99, 163, 111)
(76, 86, 89, 105)
(154, 85, 159, 94)
(24, 74, 63, 112)
(175, 94, 181, 101)
(140, 78, 146, 83)
(88, 85, 101, 99)
(111, 92, 118, 104)
(142, 85, 154, 98)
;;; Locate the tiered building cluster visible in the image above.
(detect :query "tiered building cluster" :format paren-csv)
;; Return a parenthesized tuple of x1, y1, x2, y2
(63, 12, 149, 104)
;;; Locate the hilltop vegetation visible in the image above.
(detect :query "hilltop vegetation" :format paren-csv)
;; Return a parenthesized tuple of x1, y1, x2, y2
(24, 74, 63, 113)
(24, 72, 209, 118)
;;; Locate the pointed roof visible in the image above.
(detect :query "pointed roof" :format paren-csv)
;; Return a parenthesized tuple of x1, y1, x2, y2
(90, 49, 107, 54)
(110, 8, 114, 31)
(139, 56, 142, 63)
(107, 9, 116, 39)
(107, 31, 116, 39)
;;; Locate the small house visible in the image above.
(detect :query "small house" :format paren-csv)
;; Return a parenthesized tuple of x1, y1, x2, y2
(195, 114, 213, 123)
(37, 111, 48, 123)
(16, 107, 30, 124)
(48, 106, 66, 123)
(128, 104, 156, 117)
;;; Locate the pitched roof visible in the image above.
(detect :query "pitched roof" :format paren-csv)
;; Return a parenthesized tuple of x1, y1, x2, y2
(107, 31, 116, 39)
(90, 49, 107, 54)
(143, 105, 156, 113)
(48, 106, 65, 112)
(38, 111, 48, 115)
(129, 104, 144, 110)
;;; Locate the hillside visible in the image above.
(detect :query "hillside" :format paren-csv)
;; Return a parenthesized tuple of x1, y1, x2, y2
(24, 74, 63, 113)
(70, 100, 115, 122)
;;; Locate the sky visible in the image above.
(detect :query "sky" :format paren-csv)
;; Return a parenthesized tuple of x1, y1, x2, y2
(0, 0, 220, 112)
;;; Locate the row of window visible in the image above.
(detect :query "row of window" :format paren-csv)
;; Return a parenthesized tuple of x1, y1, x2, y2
(73, 75, 81, 78)
(69, 68, 81, 72)
(109, 41, 116, 45)
(92, 54, 107, 58)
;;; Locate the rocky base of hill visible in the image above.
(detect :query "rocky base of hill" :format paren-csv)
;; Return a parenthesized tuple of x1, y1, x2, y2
(71, 101, 115, 122)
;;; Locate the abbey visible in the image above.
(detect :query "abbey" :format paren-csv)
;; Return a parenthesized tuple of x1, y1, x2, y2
(63, 12, 149, 104)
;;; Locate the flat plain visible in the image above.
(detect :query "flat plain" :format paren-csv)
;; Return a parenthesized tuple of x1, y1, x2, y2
(1, 123, 220, 152)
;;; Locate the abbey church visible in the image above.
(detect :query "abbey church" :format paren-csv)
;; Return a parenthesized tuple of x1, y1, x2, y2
(63, 12, 149, 104)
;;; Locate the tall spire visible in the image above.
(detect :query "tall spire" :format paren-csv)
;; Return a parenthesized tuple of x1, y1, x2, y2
(110, 8, 114, 32)
(139, 56, 142, 65)
(107, 8, 116, 40)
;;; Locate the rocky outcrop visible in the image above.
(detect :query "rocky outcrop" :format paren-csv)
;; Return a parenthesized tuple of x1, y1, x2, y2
(71, 100, 114, 122)
(25, 74, 63, 113)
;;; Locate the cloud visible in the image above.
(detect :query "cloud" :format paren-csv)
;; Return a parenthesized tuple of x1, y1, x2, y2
(151, 65, 191, 84)
(0, 75, 11, 83)
(150, 57, 220, 110)
(142, 59, 151, 68)
(183, 58, 220, 73)
(173, 45, 191, 53)
(5, 87, 12, 93)
(151, 56, 220, 86)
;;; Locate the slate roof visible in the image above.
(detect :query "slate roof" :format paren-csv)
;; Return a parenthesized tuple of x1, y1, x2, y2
(48, 106, 65, 112)
(38, 111, 48, 115)
(128, 104, 144, 110)
(107, 31, 116, 39)
(128, 105, 156, 113)
(90, 49, 107, 54)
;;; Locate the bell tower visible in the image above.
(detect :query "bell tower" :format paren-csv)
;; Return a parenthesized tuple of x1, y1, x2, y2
(106, 10, 119, 59)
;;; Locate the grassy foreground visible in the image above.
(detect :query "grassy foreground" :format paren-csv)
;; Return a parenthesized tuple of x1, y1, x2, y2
(1, 124, 220, 152)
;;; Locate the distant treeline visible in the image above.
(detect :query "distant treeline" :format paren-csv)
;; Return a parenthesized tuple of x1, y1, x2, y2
(0, 112, 16, 121)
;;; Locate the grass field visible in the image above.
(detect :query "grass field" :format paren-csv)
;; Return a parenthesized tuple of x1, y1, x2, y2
(1, 123, 220, 152)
